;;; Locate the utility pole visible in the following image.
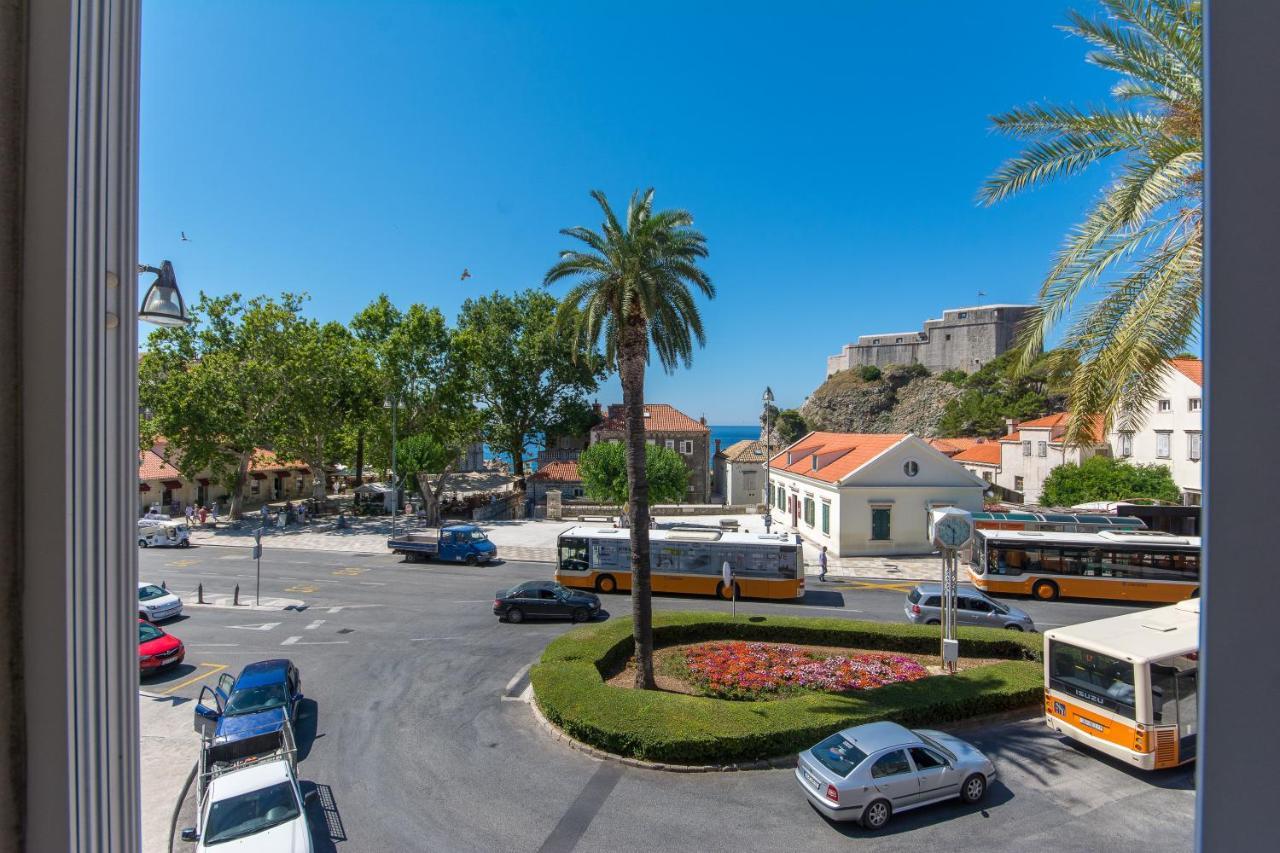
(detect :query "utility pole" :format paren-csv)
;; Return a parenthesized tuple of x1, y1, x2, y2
(762, 386, 774, 527)
(253, 527, 263, 607)
(390, 394, 399, 537)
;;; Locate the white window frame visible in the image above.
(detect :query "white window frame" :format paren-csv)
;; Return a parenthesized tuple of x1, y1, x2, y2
(1188, 431, 1202, 462)
(1022, 441, 1031, 456)
(1158, 399, 1172, 412)
(1037, 441, 1047, 457)
(1119, 432, 1133, 457)
(1156, 431, 1172, 459)
(1190, 397, 1202, 412)
(680, 440, 693, 454)
(664, 439, 675, 450)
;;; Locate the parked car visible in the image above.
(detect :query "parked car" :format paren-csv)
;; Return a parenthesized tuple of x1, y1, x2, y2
(905, 583, 1036, 631)
(138, 581, 183, 622)
(138, 618, 184, 674)
(195, 659, 303, 744)
(795, 721, 996, 830)
(494, 581, 601, 624)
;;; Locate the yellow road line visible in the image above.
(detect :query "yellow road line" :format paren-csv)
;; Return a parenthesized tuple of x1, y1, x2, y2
(831, 580, 918, 592)
(160, 662, 227, 696)
(331, 567, 364, 576)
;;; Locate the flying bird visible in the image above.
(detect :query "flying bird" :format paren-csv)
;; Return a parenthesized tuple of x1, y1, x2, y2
(460, 268, 472, 281)
(977, 290, 987, 298)
(180, 231, 190, 242)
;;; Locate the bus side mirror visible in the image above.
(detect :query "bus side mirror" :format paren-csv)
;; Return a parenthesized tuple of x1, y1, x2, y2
(181, 828, 199, 842)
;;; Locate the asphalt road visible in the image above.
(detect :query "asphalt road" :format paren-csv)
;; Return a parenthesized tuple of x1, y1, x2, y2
(141, 545, 1193, 852)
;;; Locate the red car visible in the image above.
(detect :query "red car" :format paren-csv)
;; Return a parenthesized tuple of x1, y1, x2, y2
(138, 618, 184, 674)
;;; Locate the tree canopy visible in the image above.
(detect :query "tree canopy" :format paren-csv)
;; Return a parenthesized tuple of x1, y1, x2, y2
(577, 441, 690, 506)
(1040, 455, 1181, 507)
(937, 350, 1072, 437)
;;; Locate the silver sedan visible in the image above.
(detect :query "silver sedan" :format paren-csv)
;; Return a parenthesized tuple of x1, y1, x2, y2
(795, 721, 996, 830)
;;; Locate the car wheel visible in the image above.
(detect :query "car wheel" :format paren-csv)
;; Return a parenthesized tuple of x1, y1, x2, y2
(1032, 580, 1059, 601)
(861, 798, 891, 830)
(925, 619, 941, 626)
(138, 540, 148, 548)
(1004, 624, 1024, 631)
(595, 575, 617, 594)
(180, 541, 190, 548)
(465, 555, 477, 566)
(572, 608, 589, 623)
(961, 773, 987, 804)
(506, 608, 524, 624)
(138, 611, 149, 621)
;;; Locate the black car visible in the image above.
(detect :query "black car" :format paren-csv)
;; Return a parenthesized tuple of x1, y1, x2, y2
(494, 581, 601, 624)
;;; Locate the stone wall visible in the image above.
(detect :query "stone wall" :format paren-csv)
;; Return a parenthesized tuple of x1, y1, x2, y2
(827, 305, 1033, 376)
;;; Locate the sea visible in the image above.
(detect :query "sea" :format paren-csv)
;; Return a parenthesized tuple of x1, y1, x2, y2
(490, 424, 762, 471)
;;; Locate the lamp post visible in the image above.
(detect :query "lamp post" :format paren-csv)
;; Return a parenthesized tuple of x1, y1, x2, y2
(137, 261, 191, 326)
(763, 386, 774, 528)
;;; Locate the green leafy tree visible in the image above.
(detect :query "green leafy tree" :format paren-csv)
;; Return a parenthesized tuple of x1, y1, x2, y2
(394, 433, 453, 497)
(545, 188, 714, 690)
(453, 290, 605, 478)
(981, 0, 1202, 444)
(937, 369, 968, 386)
(273, 320, 381, 499)
(858, 365, 883, 381)
(775, 409, 809, 444)
(577, 442, 689, 505)
(1041, 455, 1181, 506)
(140, 293, 307, 518)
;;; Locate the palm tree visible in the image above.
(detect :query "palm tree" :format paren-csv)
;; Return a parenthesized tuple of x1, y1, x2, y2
(545, 189, 714, 689)
(981, 0, 1202, 444)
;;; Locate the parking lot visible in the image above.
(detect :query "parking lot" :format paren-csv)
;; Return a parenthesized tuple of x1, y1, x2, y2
(140, 546, 1194, 852)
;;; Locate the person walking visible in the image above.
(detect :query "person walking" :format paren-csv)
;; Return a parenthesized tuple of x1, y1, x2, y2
(198, 505, 208, 526)
(818, 545, 829, 582)
(184, 504, 195, 526)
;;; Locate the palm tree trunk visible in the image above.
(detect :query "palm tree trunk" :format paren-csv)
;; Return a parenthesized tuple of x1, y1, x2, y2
(620, 320, 655, 690)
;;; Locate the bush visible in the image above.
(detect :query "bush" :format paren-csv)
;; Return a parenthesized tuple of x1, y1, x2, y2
(858, 365, 883, 381)
(532, 611, 1043, 764)
(938, 369, 968, 385)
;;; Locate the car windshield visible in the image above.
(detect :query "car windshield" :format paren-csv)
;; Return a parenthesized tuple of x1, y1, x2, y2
(138, 623, 164, 643)
(914, 731, 958, 762)
(223, 683, 289, 716)
(468, 530, 488, 542)
(138, 585, 168, 601)
(203, 781, 300, 844)
(810, 733, 868, 778)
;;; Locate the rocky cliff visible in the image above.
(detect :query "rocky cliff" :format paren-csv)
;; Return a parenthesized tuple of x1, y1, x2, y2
(800, 365, 964, 437)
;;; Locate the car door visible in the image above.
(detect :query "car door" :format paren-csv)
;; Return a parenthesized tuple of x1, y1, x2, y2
(868, 749, 920, 807)
(538, 588, 566, 617)
(193, 683, 228, 738)
(960, 596, 997, 627)
(909, 746, 961, 802)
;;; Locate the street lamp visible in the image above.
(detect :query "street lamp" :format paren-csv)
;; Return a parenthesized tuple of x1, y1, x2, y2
(137, 260, 191, 326)
(763, 386, 774, 529)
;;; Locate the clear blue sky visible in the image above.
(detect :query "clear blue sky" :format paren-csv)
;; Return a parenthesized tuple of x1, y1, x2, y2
(141, 0, 1117, 424)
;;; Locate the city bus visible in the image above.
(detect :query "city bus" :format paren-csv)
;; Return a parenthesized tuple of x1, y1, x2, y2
(969, 529, 1200, 603)
(972, 511, 1146, 534)
(1044, 598, 1198, 770)
(554, 526, 805, 600)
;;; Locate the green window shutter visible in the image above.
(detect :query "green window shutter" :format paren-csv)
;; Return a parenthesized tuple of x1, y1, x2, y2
(871, 508, 891, 541)
(821, 502, 830, 534)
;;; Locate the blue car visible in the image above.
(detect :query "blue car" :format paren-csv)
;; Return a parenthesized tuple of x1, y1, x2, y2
(194, 659, 303, 743)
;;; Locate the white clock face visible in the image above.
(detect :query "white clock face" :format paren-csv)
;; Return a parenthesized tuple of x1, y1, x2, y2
(937, 517, 971, 547)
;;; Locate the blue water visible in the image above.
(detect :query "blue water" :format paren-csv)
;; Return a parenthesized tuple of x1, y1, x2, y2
(710, 425, 762, 450)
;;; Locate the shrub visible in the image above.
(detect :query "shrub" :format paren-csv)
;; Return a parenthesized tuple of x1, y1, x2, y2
(532, 611, 1043, 764)
(938, 368, 968, 385)
(858, 365, 883, 381)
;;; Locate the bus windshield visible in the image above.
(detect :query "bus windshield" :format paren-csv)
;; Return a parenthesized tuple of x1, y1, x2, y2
(558, 537, 588, 572)
(1049, 640, 1137, 719)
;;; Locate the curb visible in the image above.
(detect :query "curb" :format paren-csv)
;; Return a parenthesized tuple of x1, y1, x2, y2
(168, 761, 197, 853)
(527, 688, 795, 774)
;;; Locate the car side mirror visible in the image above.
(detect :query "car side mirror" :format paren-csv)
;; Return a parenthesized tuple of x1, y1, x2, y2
(180, 828, 199, 842)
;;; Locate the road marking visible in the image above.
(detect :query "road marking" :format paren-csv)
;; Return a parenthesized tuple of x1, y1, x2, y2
(505, 664, 532, 694)
(281, 637, 349, 646)
(160, 663, 227, 695)
(829, 580, 918, 592)
(450, 600, 493, 604)
(185, 643, 241, 648)
(325, 604, 383, 613)
(285, 585, 319, 593)
(304, 619, 325, 630)
(166, 559, 197, 567)
(410, 637, 463, 642)
(359, 581, 387, 586)
(218, 555, 244, 560)
(332, 567, 365, 576)
(228, 622, 281, 631)
(501, 684, 533, 703)
(281, 636, 301, 645)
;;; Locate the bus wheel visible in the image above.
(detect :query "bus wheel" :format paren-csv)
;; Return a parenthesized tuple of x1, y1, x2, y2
(595, 575, 617, 594)
(1190, 588, 1199, 599)
(925, 619, 940, 626)
(1033, 580, 1060, 601)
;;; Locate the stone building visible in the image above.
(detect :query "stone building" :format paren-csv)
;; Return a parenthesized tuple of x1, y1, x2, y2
(590, 403, 711, 503)
(826, 304, 1034, 377)
(716, 439, 770, 507)
(526, 460, 585, 506)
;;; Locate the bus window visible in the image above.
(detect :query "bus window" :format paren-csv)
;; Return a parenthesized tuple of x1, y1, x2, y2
(1049, 641, 1136, 719)
(559, 537, 588, 572)
(685, 546, 714, 574)
(653, 547, 680, 571)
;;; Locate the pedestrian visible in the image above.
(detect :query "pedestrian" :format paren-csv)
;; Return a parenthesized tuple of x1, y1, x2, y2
(185, 504, 195, 525)
(211, 499, 220, 521)
(198, 505, 208, 526)
(261, 503, 269, 525)
(819, 545, 829, 582)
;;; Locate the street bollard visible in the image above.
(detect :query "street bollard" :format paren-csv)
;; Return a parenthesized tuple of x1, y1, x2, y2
(234, 584, 240, 606)
(197, 582, 204, 604)
(161, 580, 167, 590)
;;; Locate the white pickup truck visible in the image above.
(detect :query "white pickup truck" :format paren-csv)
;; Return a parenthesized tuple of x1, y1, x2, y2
(137, 512, 190, 548)
(182, 720, 315, 852)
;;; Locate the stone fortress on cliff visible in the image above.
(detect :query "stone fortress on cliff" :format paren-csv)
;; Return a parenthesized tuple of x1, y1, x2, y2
(826, 304, 1034, 377)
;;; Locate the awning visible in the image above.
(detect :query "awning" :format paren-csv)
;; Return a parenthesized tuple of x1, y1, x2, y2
(250, 472, 268, 480)
(161, 479, 183, 488)
(197, 477, 210, 486)
(139, 483, 151, 492)
(294, 467, 310, 474)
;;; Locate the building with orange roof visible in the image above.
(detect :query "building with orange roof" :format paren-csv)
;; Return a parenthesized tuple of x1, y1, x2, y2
(590, 403, 711, 503)
(714, 439, 770, 506)
(137, 443, 315, 515)
(992, 412, 1108, 504)
(526, 459, 585, 507)
(1106, 357, 1203, 505)
(766, 431, 985, 556)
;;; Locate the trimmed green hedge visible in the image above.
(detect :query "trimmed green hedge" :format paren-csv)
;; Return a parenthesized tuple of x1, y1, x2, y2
(531, 611, 1043, 765)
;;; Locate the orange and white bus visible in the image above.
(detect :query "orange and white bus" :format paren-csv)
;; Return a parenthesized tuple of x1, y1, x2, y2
(969, 529, 1200, 603)
(554, 525, 805, 600)
(1044, 598, 1198, 770)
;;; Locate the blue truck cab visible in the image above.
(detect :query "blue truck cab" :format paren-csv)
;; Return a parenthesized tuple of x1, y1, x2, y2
(194, 659, 303, 744)
(388, 524, 498, 565)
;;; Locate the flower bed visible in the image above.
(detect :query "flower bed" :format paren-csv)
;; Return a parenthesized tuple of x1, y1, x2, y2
(683, 641, 928, 699)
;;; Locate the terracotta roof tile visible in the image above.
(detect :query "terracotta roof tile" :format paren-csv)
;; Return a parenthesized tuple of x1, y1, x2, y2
(1170, 357, 1203, 387)
(999, 412, 1104, 444)
(928, 437, 989, 456)
(952, 443, 1002, 465)
(769, 432, 906, 484)
(597, 403, 709, 434)
(721, 439, 769, 464)
(138, 449, 182, 481)
(528, 460, 581, 482)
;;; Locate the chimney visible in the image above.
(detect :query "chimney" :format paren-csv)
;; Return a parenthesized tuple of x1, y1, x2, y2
(1005, 418, 1018, 436)
(699, 415, 707, 426)
(714, 439, 721, 454)
(591, 400, 602, 418)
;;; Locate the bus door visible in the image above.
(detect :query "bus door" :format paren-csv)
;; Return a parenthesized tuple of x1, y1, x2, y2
(1150, 656, 1198, 764)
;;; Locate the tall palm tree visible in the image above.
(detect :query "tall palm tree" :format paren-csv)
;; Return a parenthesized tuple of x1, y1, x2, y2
(545, 189, 714, 689)
(981, 0, 1202, 444)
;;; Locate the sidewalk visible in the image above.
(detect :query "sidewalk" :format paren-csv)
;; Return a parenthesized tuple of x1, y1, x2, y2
(187, 512, 945, 581)
(140, 691, 200, 853)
